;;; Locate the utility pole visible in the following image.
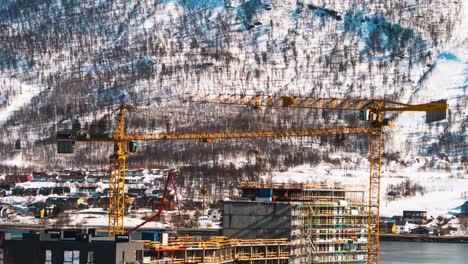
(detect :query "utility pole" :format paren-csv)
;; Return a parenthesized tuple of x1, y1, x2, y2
(201, 184, 207, 221)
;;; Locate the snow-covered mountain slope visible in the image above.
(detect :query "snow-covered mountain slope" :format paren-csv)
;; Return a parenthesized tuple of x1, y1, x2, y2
(0, 0, 465, 178)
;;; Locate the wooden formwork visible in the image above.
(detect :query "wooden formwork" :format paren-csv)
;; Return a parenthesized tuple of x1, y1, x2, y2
(143, 237, 290, 264)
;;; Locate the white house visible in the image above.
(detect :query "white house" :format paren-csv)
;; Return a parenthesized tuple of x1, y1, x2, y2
(395, 220, 411, 233)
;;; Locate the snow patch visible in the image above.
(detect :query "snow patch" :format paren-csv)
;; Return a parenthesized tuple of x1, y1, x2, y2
(0, 77, 42, 125)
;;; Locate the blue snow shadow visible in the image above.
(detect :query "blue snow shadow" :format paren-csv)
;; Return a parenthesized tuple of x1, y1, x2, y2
(437, 52, 459, 61)
(162, 0, 270, 30)
(160, 0, 226, 10)
(342, 11, 428, 61)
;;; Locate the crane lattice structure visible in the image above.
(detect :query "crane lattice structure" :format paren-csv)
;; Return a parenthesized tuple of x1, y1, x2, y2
(189, 94, 448, 264)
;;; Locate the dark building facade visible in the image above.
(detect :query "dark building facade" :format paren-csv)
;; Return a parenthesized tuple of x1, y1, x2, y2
(224, 182, 368, 264)
(0, 231, 143, 264)
(403, 210, 427, 224)
(222, 201, 292, 239)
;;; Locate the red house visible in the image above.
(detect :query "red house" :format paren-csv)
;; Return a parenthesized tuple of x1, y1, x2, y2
(5, 174, 32, 184)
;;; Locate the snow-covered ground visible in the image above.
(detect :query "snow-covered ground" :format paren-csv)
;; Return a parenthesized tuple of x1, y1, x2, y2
(0, 77, 43, 126)
(264, 155, 467, 219)
(2, 207, 173, 229)
(69, 209, 172, 229)
(0, 153, 33, 167)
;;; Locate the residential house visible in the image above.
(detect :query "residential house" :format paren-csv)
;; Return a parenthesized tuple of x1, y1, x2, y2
(395, 220, 410, 234)
(125, 177, 142, 184)
(11, 188, 26, 196)
(28, 202, 53, 218)
(0, 206, 13, 218)
(76, 187, 100, 198)
(32, 171, 57, 182)
(57, 170, 86, 183)
(410, 225, 440, 235)
(125, 169, 144, 184)
(45, 197, 69, 206)
(52, 187, 70, 195)
(0, 182, 12, 191)
(24, 188, 39, 196)
(85, 170, 107, 183)
(461, 201, 468, 217)
(39, 187, 53, 196)
(410, 226, 431, 235)
(127, 188, 148, 197)
(126, 169, 144, 177)
(151, 189, 165, 198)
(207, 209, 221, 222)
(380, 222, 396, 234)
(148, 169, 164, 178)
(4, 174, 32, 184)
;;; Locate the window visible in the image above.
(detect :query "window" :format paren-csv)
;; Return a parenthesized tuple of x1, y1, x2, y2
(87, 251, 94, 264)
(45, 250, 52, 264)
(136, 250, 143, 262)
(64, 250, 80, 264)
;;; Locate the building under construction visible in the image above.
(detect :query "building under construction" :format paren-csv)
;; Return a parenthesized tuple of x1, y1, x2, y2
(144, 236, 290, 264)
(145, 181, 368, 264)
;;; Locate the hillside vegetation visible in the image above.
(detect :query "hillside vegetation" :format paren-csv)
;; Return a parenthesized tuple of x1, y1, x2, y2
(0, 0, 466, 181)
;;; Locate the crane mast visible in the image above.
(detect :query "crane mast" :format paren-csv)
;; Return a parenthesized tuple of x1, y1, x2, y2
(368, 119, 383, 263)
(108, 105, 133, 235)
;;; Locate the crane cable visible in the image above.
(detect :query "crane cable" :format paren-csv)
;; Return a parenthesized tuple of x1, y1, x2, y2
(126, 169, 180, 235)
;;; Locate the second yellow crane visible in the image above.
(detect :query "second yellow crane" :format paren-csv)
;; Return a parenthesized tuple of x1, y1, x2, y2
(190, 94, 448, 264)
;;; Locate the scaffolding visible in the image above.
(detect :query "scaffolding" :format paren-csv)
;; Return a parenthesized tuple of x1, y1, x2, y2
(143, 236, 290, 264)
(238, 182, 368, 264)
(145, 182, 368, 264)
(289, 184, 367, 264)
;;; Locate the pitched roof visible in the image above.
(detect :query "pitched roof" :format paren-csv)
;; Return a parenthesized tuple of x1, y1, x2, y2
(395, 220, 407, 226)
(411, 226, 431, 231)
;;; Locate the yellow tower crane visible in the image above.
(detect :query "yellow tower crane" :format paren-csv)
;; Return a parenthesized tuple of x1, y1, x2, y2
(57, 104, 371, 235)
(189, 94, 448, 264)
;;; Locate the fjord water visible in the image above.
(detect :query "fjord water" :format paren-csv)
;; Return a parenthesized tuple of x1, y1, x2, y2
(380, 241, 468, 263)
